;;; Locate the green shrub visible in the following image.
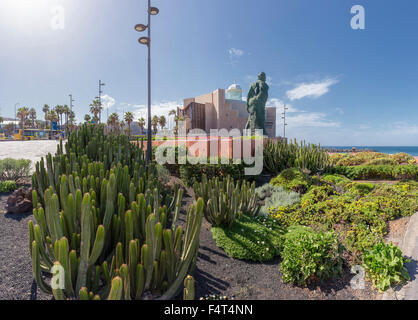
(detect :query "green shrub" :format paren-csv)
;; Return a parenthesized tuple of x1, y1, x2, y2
(255, 184, 300, 216)
(280, 226, 344, 286)
(362, 242, 410, 292)
(322, 174, 351, 186)
(270, 168, 311, 194)
(269, 180, 418, 259)
(366, 158, 397, 166)
(0, 180, 17, 193)
(392, 153, 416, 165)
(0, 158, 31, 182)
(211, 215, 285, 261)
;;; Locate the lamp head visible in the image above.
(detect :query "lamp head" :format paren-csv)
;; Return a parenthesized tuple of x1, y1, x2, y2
(138, 37, 150, 46)
(134, 24, 148, 32)
(150, 7, 159, 15)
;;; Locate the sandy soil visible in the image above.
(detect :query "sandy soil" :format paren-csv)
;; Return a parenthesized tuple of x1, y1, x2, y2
(0, 140, 61, 172)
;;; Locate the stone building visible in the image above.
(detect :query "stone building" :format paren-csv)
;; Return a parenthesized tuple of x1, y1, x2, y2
(179, 83, 276, 138)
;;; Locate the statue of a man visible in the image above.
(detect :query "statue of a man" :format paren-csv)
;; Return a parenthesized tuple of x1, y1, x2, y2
(245, 72, 269, 136)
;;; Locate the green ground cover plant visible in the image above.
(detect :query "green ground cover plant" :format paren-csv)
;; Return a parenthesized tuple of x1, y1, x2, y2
(268, 173, 418, 261)
(0, 158, 31, 182)
(280, 226, 344, 286)
(330, 164, 418, 180)
(0, 180, 17, 193)
(362, 242, 411, 292)
(270, 168, 312, 193)
(211, 215, 285, 261)
(330, 152, 416, 167)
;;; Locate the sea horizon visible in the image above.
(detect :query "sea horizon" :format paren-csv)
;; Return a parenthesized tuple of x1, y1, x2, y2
(323, 146, 418, 156)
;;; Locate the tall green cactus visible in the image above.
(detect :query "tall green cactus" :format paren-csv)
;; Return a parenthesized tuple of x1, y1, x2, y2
(264, 139, 330, 175)
(29, 124, 200, 300)
(194, 174, 260, 227)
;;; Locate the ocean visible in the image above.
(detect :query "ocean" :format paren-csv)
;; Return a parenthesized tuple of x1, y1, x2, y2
(323, 146, 418, 156)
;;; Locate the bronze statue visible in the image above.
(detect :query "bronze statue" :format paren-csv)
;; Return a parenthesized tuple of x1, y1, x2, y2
(245, 72, 269, 136)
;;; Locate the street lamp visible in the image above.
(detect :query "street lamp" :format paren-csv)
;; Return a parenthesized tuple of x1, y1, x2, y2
(14, 103, 19, 132)
(135, 0, 159, 165)
(69, 94, 75, 132)
(98, 80, 106, 123)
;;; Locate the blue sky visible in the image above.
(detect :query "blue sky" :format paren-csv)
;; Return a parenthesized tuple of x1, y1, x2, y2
(1, 0, 418, 146)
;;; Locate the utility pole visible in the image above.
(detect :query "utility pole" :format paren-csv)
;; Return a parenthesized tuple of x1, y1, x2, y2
(282, 104, 288, 140)
(14, 103, 19, 132)
(69, 94, 75, 132)
(98, 80, 105, 123)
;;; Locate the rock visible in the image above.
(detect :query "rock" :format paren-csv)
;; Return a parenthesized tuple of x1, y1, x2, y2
(6, 187, 33, 214)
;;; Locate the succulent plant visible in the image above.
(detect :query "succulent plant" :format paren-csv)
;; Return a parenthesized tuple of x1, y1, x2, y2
(29, 124, 201, 300)
(193, 174, 260, 227)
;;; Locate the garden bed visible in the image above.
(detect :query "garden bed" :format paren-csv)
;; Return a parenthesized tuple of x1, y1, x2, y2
(0, 180, 386, 300)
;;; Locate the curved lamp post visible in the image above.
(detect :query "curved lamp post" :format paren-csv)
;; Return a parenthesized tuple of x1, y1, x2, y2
(135, 1, 159, 165)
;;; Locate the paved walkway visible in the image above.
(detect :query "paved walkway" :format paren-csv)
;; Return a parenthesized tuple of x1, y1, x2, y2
(383, 212, 418, 300)
(0, 140, 61, 172)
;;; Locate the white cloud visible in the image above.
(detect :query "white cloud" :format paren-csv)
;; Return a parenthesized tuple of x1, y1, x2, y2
(286, 78, 338, 101)
(228, 48, 245, 65)
(128, 101, 181, 122)
(335, 107, 344, 115)
(101, 94, 116, 110)
(267, 98, 299, 113)
(228, 48, 244, 58)
(286, 112, 340, 128)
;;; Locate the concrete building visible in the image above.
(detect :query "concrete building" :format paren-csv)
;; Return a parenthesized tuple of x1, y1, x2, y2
(180, 83, 276, 138)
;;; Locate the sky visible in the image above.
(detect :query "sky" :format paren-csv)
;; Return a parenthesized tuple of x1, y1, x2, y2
(0, 0, 418, 146)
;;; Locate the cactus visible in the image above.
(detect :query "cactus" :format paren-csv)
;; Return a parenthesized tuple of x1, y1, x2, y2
(194, 175, 260, 227)
(264, 139, 330, 175)
(29, 124, 200, 300)
(183, 275, 195, 300)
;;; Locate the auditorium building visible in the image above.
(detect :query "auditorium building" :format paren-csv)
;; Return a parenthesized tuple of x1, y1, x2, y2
(179, 83, 276, 138)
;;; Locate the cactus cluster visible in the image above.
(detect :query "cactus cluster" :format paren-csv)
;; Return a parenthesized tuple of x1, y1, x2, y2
(193, 174, 260, 227)
(264, 139, 330, 175)
(29, 125, 203, 300)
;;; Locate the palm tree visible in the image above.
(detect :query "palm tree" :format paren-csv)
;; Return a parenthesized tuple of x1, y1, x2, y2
(84, 114, 91, 123)
(89, 100, 102, 124)
(151, 115, 159, 135)
(138, 117, 145, 136)
(48, 110, 58, 129)
(159, 115, 167, 130)
(17, 107, 29, 131)
(124, 112, 134, 136)
(54, 105, 65, 130)
(42, 104, 50, 128)
(0, 116, 3, 124)
(29, 108, 37, 128)
(108, 113, 119, 132)
(68, 110, 76, 132)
